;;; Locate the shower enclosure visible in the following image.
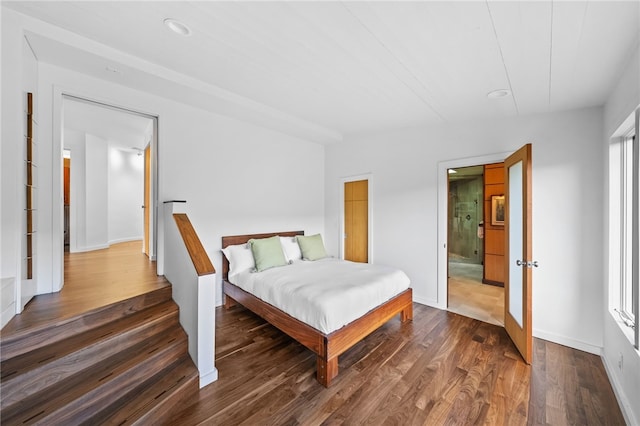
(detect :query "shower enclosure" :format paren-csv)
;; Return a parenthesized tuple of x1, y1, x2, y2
(448, 172, 483, 265)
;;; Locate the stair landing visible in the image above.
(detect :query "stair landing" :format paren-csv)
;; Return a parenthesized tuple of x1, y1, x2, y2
(0, 241, 197, 424)
(1, 241, 169, 339)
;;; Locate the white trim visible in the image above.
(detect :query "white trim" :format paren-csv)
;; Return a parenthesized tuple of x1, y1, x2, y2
(437, 152, 511, 310)
(71, 243, 110, 253)
(602, 351, 638, 426)
(532, 329, 601, 355)
(52, 85, 64, 293)
(108, 237, 143, 246)
(1, 278, 16, 329)
(52, 86, 161, 287)
(412, 295, 439, 308)
(339, 173, 373, 263)
(199, 367, 218, 389)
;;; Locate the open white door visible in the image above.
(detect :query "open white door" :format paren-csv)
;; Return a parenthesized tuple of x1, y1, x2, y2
(504, 143, 535, 364)
(143, 144, 151, 258)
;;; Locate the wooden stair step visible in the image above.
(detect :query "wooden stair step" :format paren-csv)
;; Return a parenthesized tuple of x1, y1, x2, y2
(0, 299, 179, 407)
(1, 324, 189, 425)
(98, 355, 199, 426)
(0, 286, 173, 362)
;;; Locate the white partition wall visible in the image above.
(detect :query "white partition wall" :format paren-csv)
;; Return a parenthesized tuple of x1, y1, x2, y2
(163, 201, 217, 388)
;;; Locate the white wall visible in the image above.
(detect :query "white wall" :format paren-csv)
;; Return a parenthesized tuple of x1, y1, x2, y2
(108, 147, 144, 245)
(163, 202, 217, 388)
(64, 132, 144, 251)
(1, 11, 38, 327)
(0, 7, 324, 303)
(1, 8, 22, 291)
(85, 134, 109, 250)
(43, 63, 325, 304)
(602, 40, 640, 425)
(64, 129, 86, 253)
(158, 94, 325, 304)
(325, 107, 605, 354)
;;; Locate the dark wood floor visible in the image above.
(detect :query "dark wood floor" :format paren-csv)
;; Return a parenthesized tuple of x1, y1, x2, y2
(1, 243, 625, 425)
(167, 303, 625, 425)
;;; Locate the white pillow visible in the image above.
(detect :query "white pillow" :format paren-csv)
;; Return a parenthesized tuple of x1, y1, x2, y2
(280, 236, 302, 263)
(221, 243, 255, 278)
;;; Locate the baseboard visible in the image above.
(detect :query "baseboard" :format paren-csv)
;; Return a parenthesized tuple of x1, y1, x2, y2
(71, 243, 109, 253)
(72, 239, 143, 253)
(108, 237, 143, 245)
(481, 279, 504, 288)
(199, 367, 218, 388)
(533, 329, 601, 355)
(414, 297, 633, 421)
(412, 295, 443, 309)
(601, 351, 637, 426)
(1, 277, 16, 329)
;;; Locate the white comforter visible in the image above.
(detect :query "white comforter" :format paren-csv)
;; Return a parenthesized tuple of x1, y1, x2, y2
(230, 258, 411, 334)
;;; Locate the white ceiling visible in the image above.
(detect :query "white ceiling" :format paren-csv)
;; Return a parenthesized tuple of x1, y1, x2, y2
(6, 1, 640, 144)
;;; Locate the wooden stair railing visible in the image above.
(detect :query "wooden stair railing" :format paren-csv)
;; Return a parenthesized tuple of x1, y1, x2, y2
(173, 213, 215, 276)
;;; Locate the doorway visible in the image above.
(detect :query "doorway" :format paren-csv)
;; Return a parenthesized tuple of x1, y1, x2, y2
(61, 95, 157, 274)
(447, 164, 504, 326)
(63, 151, 71, 252)
(344, 179, 368, 263)
(341, 175, 372, 263)
(438, 145, 534, 364)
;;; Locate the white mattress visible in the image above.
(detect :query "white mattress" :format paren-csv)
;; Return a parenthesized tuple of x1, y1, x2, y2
(230, 258, 411, 334)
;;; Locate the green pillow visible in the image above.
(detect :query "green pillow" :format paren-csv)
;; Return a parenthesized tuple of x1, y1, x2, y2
(249, 236, 288, 272)
(296, 234, 327, 261)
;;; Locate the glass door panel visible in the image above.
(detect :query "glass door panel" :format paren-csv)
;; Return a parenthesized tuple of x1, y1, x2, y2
(508, 160, 523, 327)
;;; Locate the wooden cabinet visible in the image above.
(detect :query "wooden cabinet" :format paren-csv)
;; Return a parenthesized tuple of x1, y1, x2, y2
(483, 163, 504, 286)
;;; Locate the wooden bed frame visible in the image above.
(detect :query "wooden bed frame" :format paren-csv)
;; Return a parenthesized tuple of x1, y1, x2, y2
(221, 231, 413, 387)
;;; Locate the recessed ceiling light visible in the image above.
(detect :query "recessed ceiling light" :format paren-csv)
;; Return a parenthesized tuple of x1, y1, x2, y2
(448, 169, 457, 174)
(487, 89, 511, 99)
(105, 65, 122, 74)
(163, 18, 192, 36)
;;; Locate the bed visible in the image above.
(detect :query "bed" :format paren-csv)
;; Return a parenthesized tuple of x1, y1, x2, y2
(221, 231, 413, 387)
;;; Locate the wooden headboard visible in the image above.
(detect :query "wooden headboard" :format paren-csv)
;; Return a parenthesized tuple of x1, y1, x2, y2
(221, 231, 304, 280)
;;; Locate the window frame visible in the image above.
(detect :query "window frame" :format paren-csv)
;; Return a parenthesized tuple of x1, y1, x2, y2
(634, 107, 639, 349)
(610, 107, 639, 349)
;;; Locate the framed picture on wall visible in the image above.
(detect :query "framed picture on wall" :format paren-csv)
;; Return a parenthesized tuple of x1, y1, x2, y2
(491, 195, 505, 226)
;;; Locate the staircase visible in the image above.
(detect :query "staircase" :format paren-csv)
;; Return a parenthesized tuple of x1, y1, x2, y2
(0, 286, 199, 425)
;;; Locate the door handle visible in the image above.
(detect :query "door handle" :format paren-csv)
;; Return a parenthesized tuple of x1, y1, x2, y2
(516, 260, 539, 268)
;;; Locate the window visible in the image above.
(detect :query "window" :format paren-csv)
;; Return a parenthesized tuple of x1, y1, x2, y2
(620, 132, 636, 323)
(610, 107, 639, 349)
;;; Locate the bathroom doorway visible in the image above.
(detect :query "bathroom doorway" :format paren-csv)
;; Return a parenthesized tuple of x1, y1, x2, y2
(447, 164, 504, 326)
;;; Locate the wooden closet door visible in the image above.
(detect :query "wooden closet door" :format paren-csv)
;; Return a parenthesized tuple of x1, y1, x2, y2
(344, 180, 368, 263)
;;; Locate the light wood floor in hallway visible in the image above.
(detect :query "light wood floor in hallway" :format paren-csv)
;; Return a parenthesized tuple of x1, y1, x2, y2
(1, 241, 168, 338)
(448, 262, 504, 326)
